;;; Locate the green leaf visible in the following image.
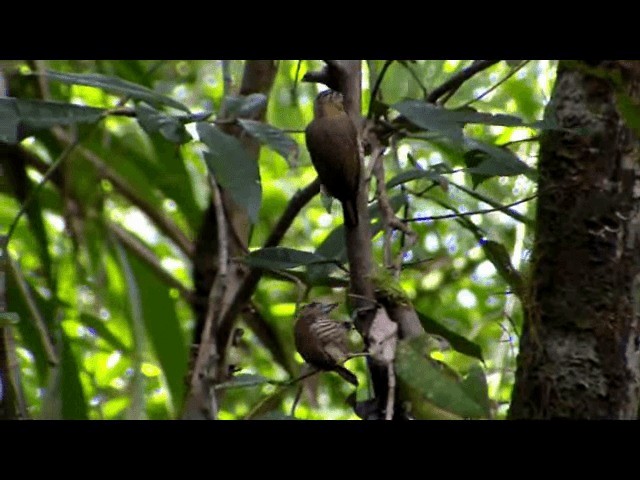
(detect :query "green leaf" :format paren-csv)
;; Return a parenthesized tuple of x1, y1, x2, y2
(123, 245, 188, 410)
(238, 119, 299, 164)
(386, 168, 446, 189)
(43, 69, 190, 112)
(135, 103, 192, 144)
(395, 335, 487, 419)
(480, 239, 524, 297)
(60, 333, 89, 420)
(79, 312, 132, 353)
(197, 122, 261, 223)
(0, 312, 20, 326)
(464, 138, 536, 180)
(215, 374, 272, 390)
(244, 247, 332, 270)
(416, 311, 484, 362)
(0, 97, 105, 144)
(393, 100, 464, 141)
(223, 93, 267, 119)
(460, 365, 491, 418)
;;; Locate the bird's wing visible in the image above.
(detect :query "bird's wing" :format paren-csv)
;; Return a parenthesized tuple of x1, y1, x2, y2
(309, 318, 349, 364)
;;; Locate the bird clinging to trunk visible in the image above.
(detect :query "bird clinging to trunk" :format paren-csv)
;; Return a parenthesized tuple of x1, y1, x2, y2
(305, 89, 360, 227)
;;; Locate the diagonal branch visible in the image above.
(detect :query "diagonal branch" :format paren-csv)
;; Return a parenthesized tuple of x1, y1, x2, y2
(51, 127, 194, 257)
(426, 60, 500, 104)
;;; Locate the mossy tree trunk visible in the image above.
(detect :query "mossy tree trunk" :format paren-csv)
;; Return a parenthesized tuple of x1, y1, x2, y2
(509, 60, 640, 419)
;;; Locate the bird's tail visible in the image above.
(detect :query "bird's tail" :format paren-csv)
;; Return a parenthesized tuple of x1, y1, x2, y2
(343, 199, 358, 227)
(334, 365, 359, 386)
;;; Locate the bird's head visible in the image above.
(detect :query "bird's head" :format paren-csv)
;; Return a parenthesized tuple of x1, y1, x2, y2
(313, 89, 345, 119)
(298, 301, 339, 318)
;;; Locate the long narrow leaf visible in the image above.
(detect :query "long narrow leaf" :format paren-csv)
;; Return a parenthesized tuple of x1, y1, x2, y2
(43, 70, 190, 112)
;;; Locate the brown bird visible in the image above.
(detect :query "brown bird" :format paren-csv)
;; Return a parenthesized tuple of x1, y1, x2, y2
(294, 302, 360, 386)
(305, 89, 360, 227)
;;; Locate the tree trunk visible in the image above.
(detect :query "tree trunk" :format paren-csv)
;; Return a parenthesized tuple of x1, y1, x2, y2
(509, 60, 640, 419)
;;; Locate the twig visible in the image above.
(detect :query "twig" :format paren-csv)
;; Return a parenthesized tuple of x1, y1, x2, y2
(405, 194, 537, 223)
(5, 136, 78, 244)
(51, 127, 194, 257)
(367, 60, 394, 119)
(427, 60, 500, 104)
(457, 60, 530, 109)
(189, 176, 229, 419)
(397, 61, 428, 101)
(385, 363, 395, 420)
(108, 223, 193, 301)
(372, 145, 417, 274)
(8, 258, 58, 365)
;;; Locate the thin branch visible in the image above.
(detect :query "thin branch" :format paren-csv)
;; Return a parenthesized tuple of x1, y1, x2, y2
(367, 60, 394, 119)
(397, 61, 428, 101)
(406, 194, 537, 223)
(457, 60, 530, 109)
(108, 223, 193, 302)
(427, 60, 500, 104)
(188, 176, 229, 419)
(51, 127, 194, 257)
(5, 135, 78, 244)
(8, 258, 58, 365)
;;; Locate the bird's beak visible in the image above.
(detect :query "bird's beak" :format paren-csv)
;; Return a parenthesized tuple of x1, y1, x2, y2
(320, 303, 339, 314)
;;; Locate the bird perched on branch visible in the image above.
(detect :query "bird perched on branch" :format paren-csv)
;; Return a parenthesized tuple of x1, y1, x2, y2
(294, 302, 361, 386)
(305, 89, 360, 227)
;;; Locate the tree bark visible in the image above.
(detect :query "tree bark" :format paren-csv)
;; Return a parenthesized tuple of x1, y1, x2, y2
(509, 60, 640, 419)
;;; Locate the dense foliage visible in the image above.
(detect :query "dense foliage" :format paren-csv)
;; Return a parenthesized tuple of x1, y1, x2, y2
(0, 60, 557, 419)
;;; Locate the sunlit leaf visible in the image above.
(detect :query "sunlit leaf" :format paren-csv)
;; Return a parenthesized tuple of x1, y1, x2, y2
(396, 335, 487, 419)
(416, 311, 484, 362)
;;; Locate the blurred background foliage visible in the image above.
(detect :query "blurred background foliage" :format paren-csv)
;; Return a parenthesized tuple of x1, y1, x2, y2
(0, 60, 557, 419)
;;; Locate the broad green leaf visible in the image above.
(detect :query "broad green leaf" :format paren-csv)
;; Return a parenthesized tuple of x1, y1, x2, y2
(387, 168, 446, 189)
(460, 364, 491, 418)
(393, 100, 464, 141)
(416, 311, 484, 362)
(135, 103, 192, 144)
(238, 119, 299, 164)
(223, 93, 268, 119)
(215, 374, 272, 390)
(79, 312, 132, 353)
(0, 97, 104, 143)
(43, 69, 190, 112)
(60, 333, 89, 420)
(464, 138, 536, 180)
(244, 247, 332, 270)
(395, 335, 487, 419)
(123, 245, 187, 411)
(7, 260, 52, 382)
(197, 122, 261, 223)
